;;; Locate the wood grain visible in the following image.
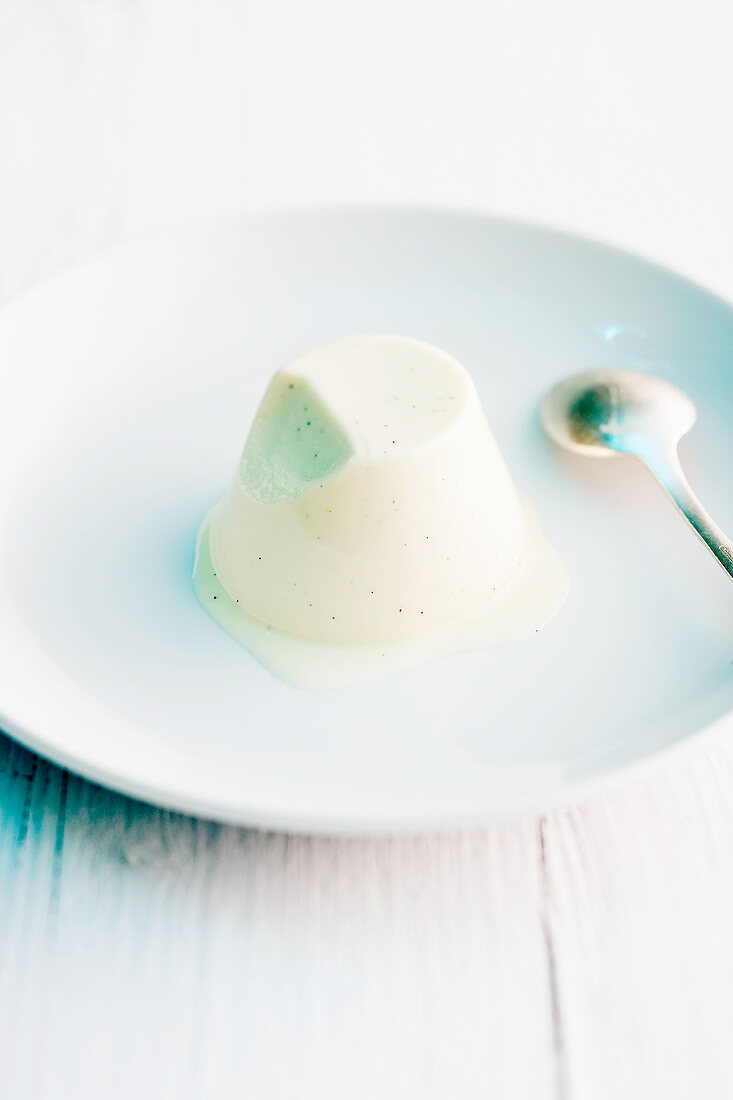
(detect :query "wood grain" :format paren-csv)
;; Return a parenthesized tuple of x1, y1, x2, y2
(4, 732, 733, 1098)
(0, 735, 558, 1098)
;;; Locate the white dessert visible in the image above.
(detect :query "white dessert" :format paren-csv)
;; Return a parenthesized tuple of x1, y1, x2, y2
(195, 335, 567, 686)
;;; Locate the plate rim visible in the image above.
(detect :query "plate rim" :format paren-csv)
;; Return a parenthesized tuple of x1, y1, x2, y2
(0, 700, 730, 834)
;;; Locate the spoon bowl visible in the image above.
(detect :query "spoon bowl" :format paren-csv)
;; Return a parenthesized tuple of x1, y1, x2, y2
(541, 368, 733, 580)
(541, 368, 697, 459)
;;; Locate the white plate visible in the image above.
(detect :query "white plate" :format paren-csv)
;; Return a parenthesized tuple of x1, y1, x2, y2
(1, 208, 732, 833)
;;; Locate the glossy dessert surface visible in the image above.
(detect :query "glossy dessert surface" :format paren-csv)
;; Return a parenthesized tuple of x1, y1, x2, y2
(196, 335, 567, 684)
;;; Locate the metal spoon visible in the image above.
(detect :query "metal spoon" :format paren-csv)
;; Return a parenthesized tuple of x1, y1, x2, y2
(541, 368, 733, 580)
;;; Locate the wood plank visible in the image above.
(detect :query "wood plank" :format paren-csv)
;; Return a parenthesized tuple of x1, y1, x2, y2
(0, 734, 557, 1099)
(543, 734, 733, 1100)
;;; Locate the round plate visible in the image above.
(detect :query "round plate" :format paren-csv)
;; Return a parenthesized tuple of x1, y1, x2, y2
(1, 208, 732, 833)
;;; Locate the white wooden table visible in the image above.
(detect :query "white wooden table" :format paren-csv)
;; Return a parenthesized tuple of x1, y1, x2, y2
(2, 2, 733, 1096)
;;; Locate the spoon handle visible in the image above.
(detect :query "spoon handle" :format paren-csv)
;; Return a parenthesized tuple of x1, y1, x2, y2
(649, 447, 733, 580)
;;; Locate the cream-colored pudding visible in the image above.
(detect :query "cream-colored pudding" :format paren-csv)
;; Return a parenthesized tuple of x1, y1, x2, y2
(195, 335, 568, 686)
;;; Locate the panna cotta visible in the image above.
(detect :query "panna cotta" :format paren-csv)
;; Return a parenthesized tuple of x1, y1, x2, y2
(195, 335, 568, 686)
